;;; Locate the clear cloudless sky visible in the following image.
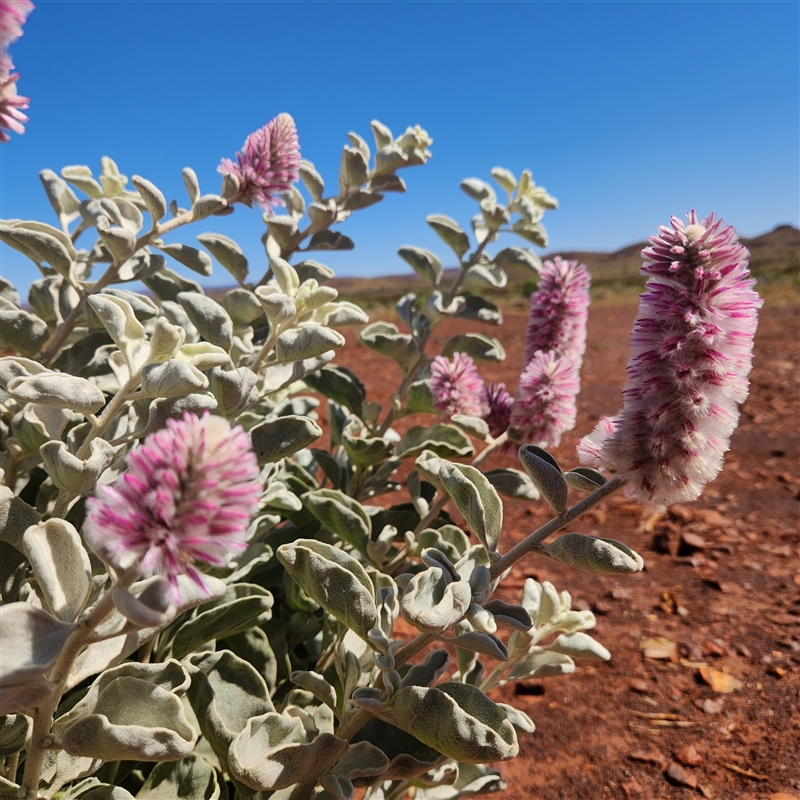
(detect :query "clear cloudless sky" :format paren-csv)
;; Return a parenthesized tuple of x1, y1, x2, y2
(1, 0, 798, 293)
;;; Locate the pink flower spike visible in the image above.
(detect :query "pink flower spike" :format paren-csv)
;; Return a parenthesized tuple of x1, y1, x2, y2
(85, 412, 261, 601)
(524, 256, 591, 368)
(578, 212, 762, 506)
(430, 352, 487, 421)
(218, 112, 300, 209)
(0, 70, 28, 142)
(508, 350, 579, 449)
(0, 0, 33, 51)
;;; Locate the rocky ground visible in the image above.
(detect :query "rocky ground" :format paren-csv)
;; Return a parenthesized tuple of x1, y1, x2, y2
(332, 284, 800, 800)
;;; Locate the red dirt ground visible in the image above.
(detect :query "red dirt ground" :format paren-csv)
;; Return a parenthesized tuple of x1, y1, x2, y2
(331, 288, 800, 800)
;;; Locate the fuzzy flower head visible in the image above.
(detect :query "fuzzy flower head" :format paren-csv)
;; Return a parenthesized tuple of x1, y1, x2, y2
(578, 212, 762, 506)
(430, 352, 487, 420)
(218, 112, 300, 210)
(483, 381, 512, 439)
(524, 256, 591, 367)
(0, 0, 33, 54)
(85, 412, 261, 600)
(0, 71, 27, 142)
(507, 350, 579, 449)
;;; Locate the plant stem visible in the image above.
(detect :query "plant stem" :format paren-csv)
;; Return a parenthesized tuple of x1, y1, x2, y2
(488, 475, 627, 580)
(19, 577, 131, 799)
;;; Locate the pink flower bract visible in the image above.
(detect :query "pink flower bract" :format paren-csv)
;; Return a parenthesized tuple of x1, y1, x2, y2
(0, 0, 33, 52)
(0, 71, 28, 142)
(524, 256, 591, 368)
(483, 381, 512, 438)
(578, 212, 762, 506)
(0, 0, 33, 143)
(430, 352, 487, 420)
(508, 350, 578, 449)
(85, 412, 261, 600)
(218, 112, 300, 210)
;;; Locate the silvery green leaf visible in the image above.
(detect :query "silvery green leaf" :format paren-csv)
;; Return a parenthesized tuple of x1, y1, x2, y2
(69, 576, 226, 690)
(319, 300, 369, 328)
(496, 704, 534, 736)
(0, 603, 75, 688)
(456, 295, 502, 326)
(563, 467, 607, 492)
(414, 450, 448, 491)
(172, 585, 273, 659)
(8, 374, 105, 415)
(347, 130, 371, 162)
(492, 245, 542, 272)
(0, 484, 39, 552)
(397, 424, 474, 460)
(27, 275, 59, 321)
(405, 380, 436, 414)
(298, 160, 324, 202)
(228, 711, 348, 792)
(210, 366, 259, 417)
(269, 256, 300, 296)
(39, 439, 115, 496)
(442, 333, 506, 361)
(109, 197, 144, 234)
(0, 305, 49, 355)
(305, 229, 355, 251)
(149, 316, 186, 363)
(510, 220, 548, 247)
(342, 190, 383, 211)
(99, 156, 130, 196)
(301, 489, 371, 553)
(101, 288, 158, 321)
(275, 325, 345, 363)
(40, 168, 81, 222)
(438, 463, 502, 557)
(426, 291, 464, 322)
(0, 713, 27, 757)
(391, 682, 517, 763)
(398, 245, 442, 287)
(181, 167, 201, 206)
(340, 146, 369, 191)
(87, 293, 148, 371)
(451, 415, 489, 440)
(481, 600, 532, 631)
(277, 539, 378, 640)
(111, 580, 172, 629)
(0, 679, 55, 716)
(303, 365, 365, 416)
(294, 278, 338, 313)
(541, 533, 644, 575)
(426, 214, 470, 259)
(359, 321, 417, 371)
(144, 268, 203, 304)
(255, 286, 296, 323)
(96, 217, 137, 263)
(140, 359, 208, 398)
(175, 342, 230, 371)
(343, 428, 394, 468)
(545, 631, 610, 661)
(58, 675, 196, 762)
(177, 292, 234, 351)
(490, 167, 517, 194)
(261, 350, 336, 394)
(222, 288, 264, 326)
(0, 275, 19, 305)
(369, 119, 393, 150)
(290, 670, 338, 711)
(156, 243, 213, 276)
(10, 220, 77, 260)
(449, 631, 508, 661)
(460, 178, 496, 203)
(401, 567, 472, 633)
(480, 200, 510, 229)
(5, 224, 73, 276)
(369, 173, 406, 194)
(307, 200, 337, 230)
(0, 356, 49, 388)
(463, 264, 507, 290)
(131, 175, 167, 224)
(194, 196, 227, 221)
(417, 525, 469, 564)
(186, 649, 274, 772)
(196, 233, 248, 283)
(137, 754, 220, 800)
(537, 580, 561, 626)
(511, 195, 544, 224)
(251, 415, 323, 464)
(116, 252, 166, 283)
(265, 216, 299, 254)
(484, 468, 540, 502)
(506, 650, 575, 682)
(295, 260, 334, 284)
(517, 445, 567, 515)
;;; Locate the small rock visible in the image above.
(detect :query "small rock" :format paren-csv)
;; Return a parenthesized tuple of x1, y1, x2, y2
(703, 639, 727, 658)
(695, 697, 725, 714)
(629, 679, 650, 694)
(641, 637, 678, 662)
(678, 532, 707, 555)
(629, 750, 666, 768)
(668, 504, 694, 523)
(665, 762, 699, 789)
(675, 744, 702, 766)
(621, 778, 645, 798)
(593, 599, 612, 615)
(699, 666, 742, 693)
(695, 509, 730, 528)
(611, 587, 631, 600)
(734, 643, 753, 659)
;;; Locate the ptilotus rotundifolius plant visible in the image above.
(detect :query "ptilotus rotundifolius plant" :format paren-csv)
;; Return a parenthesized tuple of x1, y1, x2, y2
(578, 211, 762, 506)
(0, 0, 33, 142)
(0, 93, 760, 800)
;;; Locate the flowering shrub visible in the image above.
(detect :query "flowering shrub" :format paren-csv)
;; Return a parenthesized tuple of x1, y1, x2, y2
(0, 101, 760, 800)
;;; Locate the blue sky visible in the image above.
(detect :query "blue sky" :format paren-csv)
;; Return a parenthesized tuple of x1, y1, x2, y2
(1, 1, 798, 293)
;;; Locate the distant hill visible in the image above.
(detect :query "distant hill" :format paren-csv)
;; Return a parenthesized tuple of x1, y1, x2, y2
(330, 224, 799, 306)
